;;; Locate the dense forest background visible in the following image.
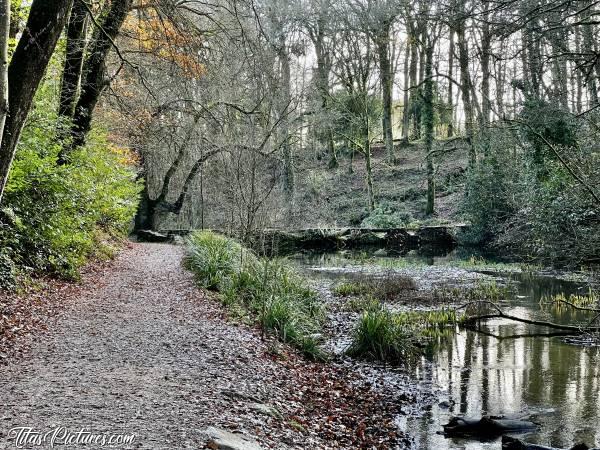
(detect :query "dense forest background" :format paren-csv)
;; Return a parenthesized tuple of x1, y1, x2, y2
(0, 0, 599, 291)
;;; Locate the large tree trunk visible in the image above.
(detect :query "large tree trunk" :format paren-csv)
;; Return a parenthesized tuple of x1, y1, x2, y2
(63, 0, 132, 160)
(581, 1, 599, 106)
(0, 0, 9, 156)
(456, 17, 475, 165)
(480, 4, 492, 126)
(0, 0, 74, 204)
(447, 28, 455, 137)
(311, 14, 337, 169)
(401, 41, 411, 143)
(59, 0, 88, 120)
(376, 20, 394, 164)
(548, 9, 569, 109)
(364, 136, 375, 212)
(408, 33, 419, 139)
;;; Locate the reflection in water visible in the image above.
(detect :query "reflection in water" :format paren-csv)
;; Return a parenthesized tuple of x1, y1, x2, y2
(411, 275, 600, 450)
(289, 249, 600, 449)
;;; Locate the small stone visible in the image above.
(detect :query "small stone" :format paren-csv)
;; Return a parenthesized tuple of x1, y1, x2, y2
(202, 427, 263, 450)
(249, 402, 283, 419)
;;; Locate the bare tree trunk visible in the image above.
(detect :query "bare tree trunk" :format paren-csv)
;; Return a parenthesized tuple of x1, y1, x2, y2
(581, 1, 599, 106)
(423, 38, 435, 216)
(408, 33, 419, 138)
(0, 0, 9, 155)
(401, 41, 410, 142)
(523, 5, 542, 100)
(310, 10, 337, 168)
(574, 26, 583, 113)
(364, 136, 375, 212)
(548, 9, 569, 109)
(495, 43, 506, 119)
(480, 4, 492, 126)
(279, 44, 294, 201)
(447, 28, 455, 137)
(0, 0, 74, 204)
(376, 20, 394, 164)
(59, 0, 88, 120)
(456, 17, 475, 165)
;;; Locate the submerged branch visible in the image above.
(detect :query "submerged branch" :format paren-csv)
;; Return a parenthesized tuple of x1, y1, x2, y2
(456, 301, 600, 334)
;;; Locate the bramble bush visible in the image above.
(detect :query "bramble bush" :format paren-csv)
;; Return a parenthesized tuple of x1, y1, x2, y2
(0, 90, 141, 287)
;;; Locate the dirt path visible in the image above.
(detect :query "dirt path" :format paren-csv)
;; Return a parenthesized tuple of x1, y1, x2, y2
(0, 243, 409, 450)
(0, 244, 290, 449)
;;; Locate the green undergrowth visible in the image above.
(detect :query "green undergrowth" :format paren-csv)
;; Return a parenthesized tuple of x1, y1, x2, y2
(0, 86, 141, 290)
(185, 231, 326, 359)
(432, 280, 516, 303)
(312, 251, 539, 274)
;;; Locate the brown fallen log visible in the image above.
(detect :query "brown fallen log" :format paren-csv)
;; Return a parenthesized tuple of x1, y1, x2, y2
(502, 435, 599, 450)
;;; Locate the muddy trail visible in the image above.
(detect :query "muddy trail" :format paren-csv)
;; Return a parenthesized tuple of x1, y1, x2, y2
(0, 243, 408, 450)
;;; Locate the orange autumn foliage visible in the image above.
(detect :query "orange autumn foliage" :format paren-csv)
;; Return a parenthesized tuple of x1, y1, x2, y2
(125, 10, 205, 78)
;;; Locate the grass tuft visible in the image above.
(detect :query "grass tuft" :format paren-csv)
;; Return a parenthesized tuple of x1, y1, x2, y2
(347, 306, 415, 363)
(186, 231, 325, 359)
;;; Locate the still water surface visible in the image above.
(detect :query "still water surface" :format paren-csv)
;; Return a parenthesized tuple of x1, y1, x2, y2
(409, 272, 600, 449)
(293, 250, 600, 449)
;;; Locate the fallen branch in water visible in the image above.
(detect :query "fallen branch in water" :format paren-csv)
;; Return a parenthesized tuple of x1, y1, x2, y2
(456, 301, 600, 334)
(475, 328, 577, 340)
(502, 435, 599, 450)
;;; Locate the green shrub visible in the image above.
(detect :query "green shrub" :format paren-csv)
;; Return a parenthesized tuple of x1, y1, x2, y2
(0, 93, 141, 286)
(461, 104, 600, 267)
(344, 296, 383, 313)
(185, 231, 325, 359)
(361, 202, 413, 228)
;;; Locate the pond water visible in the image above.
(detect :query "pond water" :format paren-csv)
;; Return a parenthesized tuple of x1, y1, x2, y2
(289, 249, 600, 450)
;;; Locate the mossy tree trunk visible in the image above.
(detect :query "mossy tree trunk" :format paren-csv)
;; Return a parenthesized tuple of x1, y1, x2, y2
(423, 37, 435, 216)
(309, 9, 337, 169)
(447, 27, 455, 138)
(363, 99, 375, 212)
(58, 0, 88, 121)
(364, 136, 375, 212)
(456, 14, 475, 166)
(401, 41, 411, 143)
(376, 19, 394, 164)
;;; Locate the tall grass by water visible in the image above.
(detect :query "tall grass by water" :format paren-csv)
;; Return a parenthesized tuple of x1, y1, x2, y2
(185, 231, 325, 359)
